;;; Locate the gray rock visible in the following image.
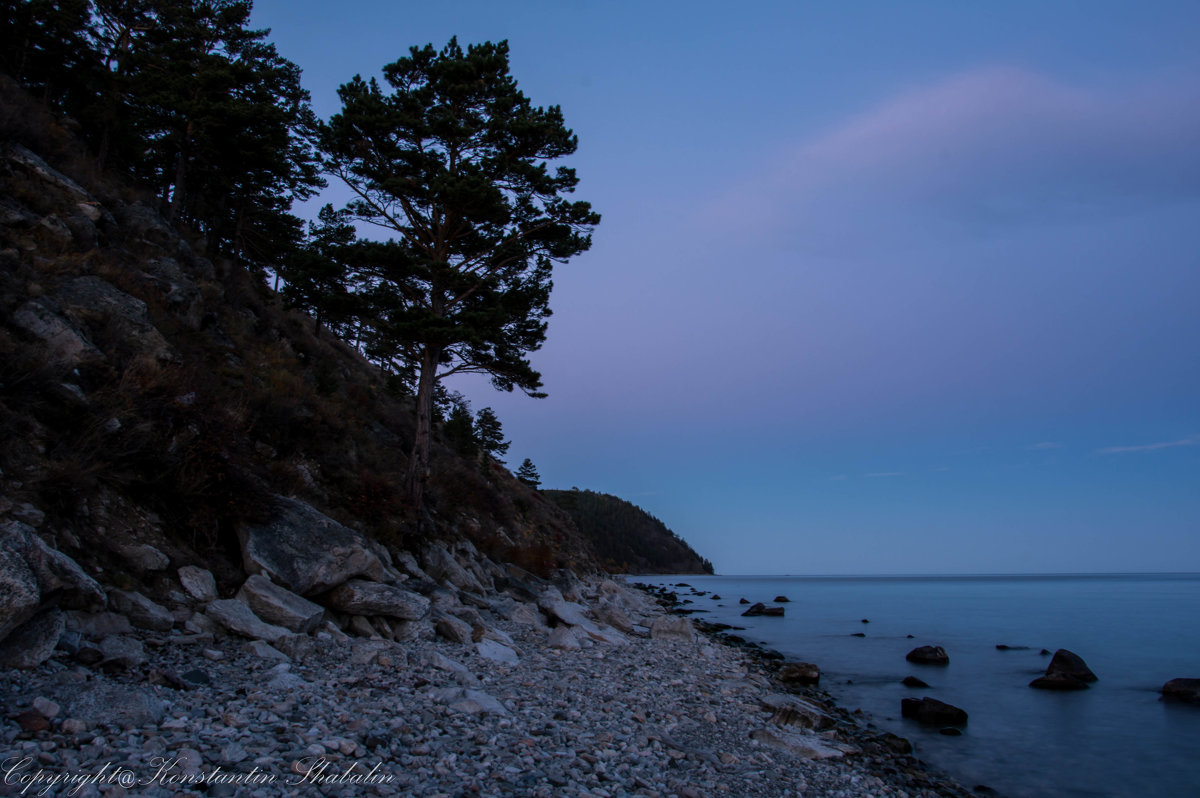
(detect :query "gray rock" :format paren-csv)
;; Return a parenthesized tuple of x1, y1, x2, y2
(422, 543, 484, 593)
(205, 599, 289, 643)
(177, 566, 218, 602)
(1162, 678, 1200, 703)
(56, 276, 178, 363)
(431, 687, 509, 716)
(760, 694, 835, 730)
(549, 625, 581, 650)
(475, 638, 519, 665)
(538, 598, 595, 629)
(348, 640, 394, 666)
(15, 299, 104, 365)
(109, 590, 174, 631)
(776, 662, 821, 686)
(324, 579, 430, 621)
(245, 640, 288, 660)
(0, 608, 65, 668)
(0, 521, 104, 641)
(238, 496, 385, 595)
(237, 574, 324, 633)
(97, 635, 146, 670)
(593, 601, 635, 633)
(347, 615, 379, 638)
(118, 544, 169, 572)
(434, 612, 473, 644)
(67, 684, 166, 729)
(650, 615, 695, 642)
(390, 619, 435, 642)
(750, 728, 850, 760)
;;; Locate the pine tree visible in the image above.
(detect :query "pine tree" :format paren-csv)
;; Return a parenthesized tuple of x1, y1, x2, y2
(322, 38, 598, 507)
(473, 407, 509, 463)
(515, 458, 540, 489)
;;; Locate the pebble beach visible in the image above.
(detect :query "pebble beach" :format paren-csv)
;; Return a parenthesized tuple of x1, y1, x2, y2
(1, 576, 976, 798)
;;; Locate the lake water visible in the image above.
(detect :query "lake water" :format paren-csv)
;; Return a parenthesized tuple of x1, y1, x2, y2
(632, 573, 1200, 798)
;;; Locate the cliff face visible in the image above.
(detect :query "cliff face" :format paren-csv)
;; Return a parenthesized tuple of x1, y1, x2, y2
(543, 490, 714, 575)
(0, 78, 597, 593)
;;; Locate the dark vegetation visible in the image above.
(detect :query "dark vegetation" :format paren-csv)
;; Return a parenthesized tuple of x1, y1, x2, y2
(544, 490, 714, 575)
(0, 0, 710, 581)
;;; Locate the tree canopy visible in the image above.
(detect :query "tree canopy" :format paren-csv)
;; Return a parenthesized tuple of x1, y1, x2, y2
(322, 37, 599, 506)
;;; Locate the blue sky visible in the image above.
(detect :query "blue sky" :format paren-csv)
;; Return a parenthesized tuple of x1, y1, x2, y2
(251, 1, 1200, 574)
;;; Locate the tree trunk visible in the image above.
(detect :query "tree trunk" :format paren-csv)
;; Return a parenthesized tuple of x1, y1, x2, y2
(404, 345, 441, 509)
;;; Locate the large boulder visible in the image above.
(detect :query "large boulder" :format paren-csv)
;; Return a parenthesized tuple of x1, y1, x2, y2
(56, 276, 179, 364)
(177, 566, 218, 602)
(901, 697, 968, 726)
(760, 693, 835, 730)
(205, 599, 290, 644)
(324, 579, 430, 621)
(109, 590, 173, 631)
(1161, 678, 1200, 703)
(0, 521, 104, 642)
(237, 575, 325, 633)
(906, 645, 950, 665)
(422, 543, 485, 593)
(0, 609, 65, 668)
(238, 496, 385, 596)
(776, 662, 821, 686)
(649, 615, 695, 642)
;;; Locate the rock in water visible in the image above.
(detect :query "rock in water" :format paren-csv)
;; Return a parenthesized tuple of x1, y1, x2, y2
(905, 645, 950, 665)
(776, 662, 821, 686)
(1045, 649, 1098, 682)
(902, 676, 930, 688)
(1031, 649, 1097, 690)
(901, 697, 968, 726)
(1161, 678, 1200, 703)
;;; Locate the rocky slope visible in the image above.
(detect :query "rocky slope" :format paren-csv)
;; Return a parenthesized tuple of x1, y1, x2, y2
(544, 490, 714, 575)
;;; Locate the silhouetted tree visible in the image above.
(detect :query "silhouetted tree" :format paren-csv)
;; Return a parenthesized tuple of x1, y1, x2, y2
(515, 458, 540, 489)
(322, 37, 599, 507)
(473, 407, 509, 463)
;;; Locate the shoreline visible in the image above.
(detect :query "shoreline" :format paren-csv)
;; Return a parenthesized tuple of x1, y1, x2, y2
(1, 568, 981, 798)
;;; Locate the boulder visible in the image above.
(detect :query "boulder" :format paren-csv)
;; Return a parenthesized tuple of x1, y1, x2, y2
(742, 602, 785, 617)
(67, 684, 166, 729)
(238, 496, 385, 595)
(749, 728, 852, 760)
(109, 590, 173, 631)
(593, 601, 635, 633)
(902, 676, 930, 688)
(430, 687, 509, 716)
(56, 276, 179, 363)
(237, 574, 324, 633)
(205, 599, 290, 644)
(11, 299, 103, 366)
(548, 625, 582, 650)
(1162, 678, 1200, 703)
(422, 543, 484, 593)
(0, 521, 104, 641)
(324, 579, 430, 621)
(97, 635, 146, 670)
(1030, 672, 1090, 691)
(538, 598, 595, 629)
(1042, 649, 1098, 682)
(649, 615, 695, 642)
(901, 697, 968, 726)
(906, 645, 950, 665)
(0, 608, 65, 668)
(774, 596, 791, 603)
(776, 662, 821, 686)
(118, 544, 169, 572)
(760, 693, 835, 730)
(434, 612, 473, 644)
(177, 566, 218, 602)
(475, 639, 519, 666)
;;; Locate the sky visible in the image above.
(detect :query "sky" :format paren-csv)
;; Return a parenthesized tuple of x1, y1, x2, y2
(250, 0, 1200, 575)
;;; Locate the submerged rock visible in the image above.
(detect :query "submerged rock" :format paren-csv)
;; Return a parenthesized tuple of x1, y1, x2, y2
(902, 675, 930, 688)
(901, 697, 968, 726)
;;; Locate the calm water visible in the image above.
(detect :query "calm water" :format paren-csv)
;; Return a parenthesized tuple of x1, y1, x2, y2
(633, 573, 1200, 798)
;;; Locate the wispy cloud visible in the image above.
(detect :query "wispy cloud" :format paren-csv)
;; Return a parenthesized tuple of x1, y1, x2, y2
(1097, 435, 1200, 455)
(866, 472, 905, 478)
(1029, 442, 1063, 450)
